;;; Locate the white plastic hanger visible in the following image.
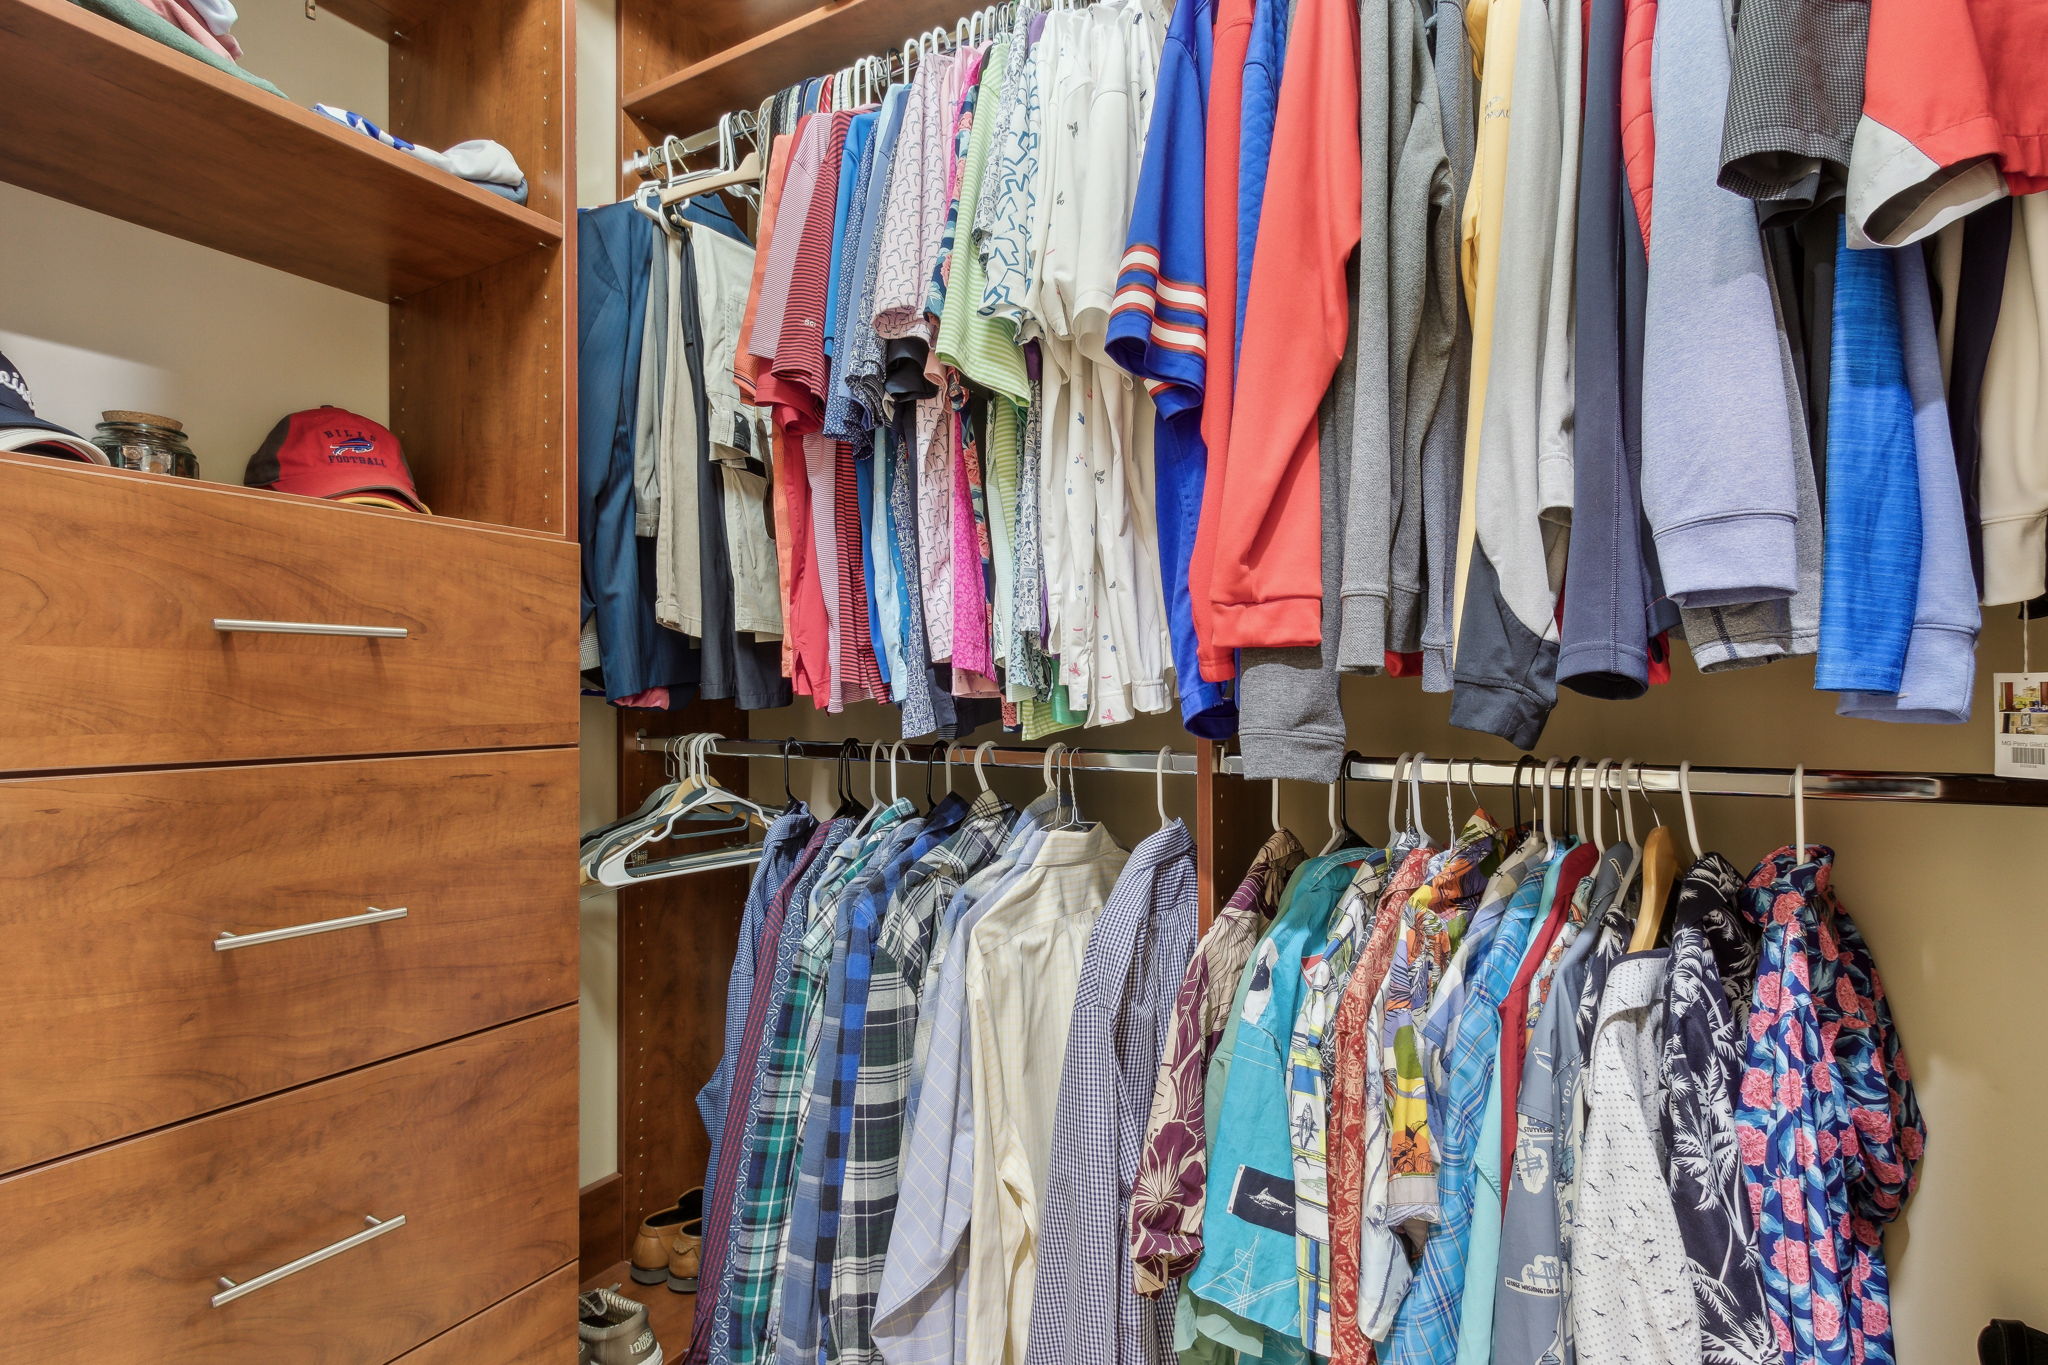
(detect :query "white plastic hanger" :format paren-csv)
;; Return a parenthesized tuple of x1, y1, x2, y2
(1270, 779, 1283, 833)
(1408, 753, 1432, 846)
(1678, 759, 1702, 859)
(1569, 757, 1588, 845)
(1155, 747, 1174, 828)
(1590, 758, 1613, 850)
(1385, 752, 1412, 846)
(593, 733, 775, 886)
(974, 740, 996, 793)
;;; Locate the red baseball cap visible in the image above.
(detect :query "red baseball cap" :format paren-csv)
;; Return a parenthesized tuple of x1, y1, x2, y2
(243, 407, 427, 512)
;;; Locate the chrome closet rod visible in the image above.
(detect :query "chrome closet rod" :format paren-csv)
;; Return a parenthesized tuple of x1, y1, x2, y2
(634, 736, 2048, 807)
(634, 735, 1206, 775)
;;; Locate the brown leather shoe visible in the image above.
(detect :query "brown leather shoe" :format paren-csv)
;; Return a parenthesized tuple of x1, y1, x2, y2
(629, 1201, 689, 1286)
(665, 1187, 704, 1293)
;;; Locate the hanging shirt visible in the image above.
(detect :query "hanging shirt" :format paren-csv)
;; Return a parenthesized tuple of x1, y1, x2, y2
(870, 793, 1064, 1365)
(1185, 850, 1373, 1352)
(1658, 856, 1772, 1365)
(1130, 830, 1304, 1296)
(1735, 848, 1922, 1365)
(1027, 821, 1201, 1365)
(964, 823, 1129, 1365)
(697, 817, 855, 1365)
(1287, 856, 1388, 1356)
(1489, 843, 1639, 1365)
(1572, 949, 1699, 1365)
(1384, 842, 1554, 1365)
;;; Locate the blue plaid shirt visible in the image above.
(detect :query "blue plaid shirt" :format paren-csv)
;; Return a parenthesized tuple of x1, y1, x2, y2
(777, 802, 936, 1365)
(1384, 849, 1557, 1365)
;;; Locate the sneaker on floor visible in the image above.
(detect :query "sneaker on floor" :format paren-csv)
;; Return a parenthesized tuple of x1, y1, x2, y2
(580, 1286, 662, 1365)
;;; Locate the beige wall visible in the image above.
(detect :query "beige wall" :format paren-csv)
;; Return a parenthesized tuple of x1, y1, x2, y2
(575, 0, 623, 1188)
(0, 6, 389, 484)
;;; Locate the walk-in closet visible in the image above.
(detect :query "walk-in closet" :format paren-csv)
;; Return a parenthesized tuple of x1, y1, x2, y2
(4, 0, 2047, 1361)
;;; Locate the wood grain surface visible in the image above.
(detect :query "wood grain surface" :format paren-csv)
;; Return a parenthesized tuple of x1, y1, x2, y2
(394, 1265, 577, 1365)
(0, 1009, 578, 1365)
(0, 0, 561, 300)
(0, 749, 577, 1172)
(0, 459, 578, 772)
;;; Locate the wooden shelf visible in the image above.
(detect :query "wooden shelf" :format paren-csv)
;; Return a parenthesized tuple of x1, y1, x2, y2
(582, 1262, 696, 1351)
(0, 0, 562, 301)
(622, 0, 976, 137)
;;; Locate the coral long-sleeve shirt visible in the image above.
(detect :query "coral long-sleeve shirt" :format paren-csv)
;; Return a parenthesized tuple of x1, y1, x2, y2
(1204, 0, 1363, 648)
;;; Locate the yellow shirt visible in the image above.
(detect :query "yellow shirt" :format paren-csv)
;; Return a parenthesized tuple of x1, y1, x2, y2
(1450, 0, 1522, 640)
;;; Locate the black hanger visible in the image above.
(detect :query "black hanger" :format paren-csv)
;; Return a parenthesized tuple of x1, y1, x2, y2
(835, 738, 868, 818)
(924, 742, 941, 809)
(781, 739, 800, 808)
(1560, 755, 1583, 842)
(1511, 754, 1541, 834)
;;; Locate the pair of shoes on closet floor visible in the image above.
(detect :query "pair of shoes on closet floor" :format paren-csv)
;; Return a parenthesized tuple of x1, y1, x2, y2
(629, 1187, 704, 1293)
(1984, 1320, 2048, 1364)
(579, 1285, 662, 1365)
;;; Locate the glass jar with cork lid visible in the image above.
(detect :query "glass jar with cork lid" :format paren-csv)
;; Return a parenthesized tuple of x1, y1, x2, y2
(92, 411, 200, 479)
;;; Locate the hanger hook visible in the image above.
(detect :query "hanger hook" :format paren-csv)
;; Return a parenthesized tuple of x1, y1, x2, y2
(1408, 753, 1430, 843)
(1441, 755, 1456, 837)
(1791, 762, 1806, 856)
(1270, 778, 1283, 833)
(942, 742, 957, 796)
(1678, 760, 1701, 858)
(1156, 747, 1174, 825)
(974, 740, 995, 793)
(781, 738, 799, 804)
(1565, 755, 1585, 843)
(1539, 757, 1562, 857)
(1387, 753, 1412, 841)
(1043, 741, 1065, 796)
(1591, 758, 1613, 850)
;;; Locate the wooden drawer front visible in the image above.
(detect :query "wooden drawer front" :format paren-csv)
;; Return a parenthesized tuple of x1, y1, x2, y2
(0, 749, 577, 1172)
(0, 459, 578, 772)
(393, 1266, 576, 1365)
(0, 1010, 577, 1365)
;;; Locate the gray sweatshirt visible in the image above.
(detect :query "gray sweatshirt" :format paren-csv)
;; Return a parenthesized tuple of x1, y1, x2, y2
(1419, 0, 1476, 693)
(1639, 0, 1804, 611)
(1340, 0, 1452, 670)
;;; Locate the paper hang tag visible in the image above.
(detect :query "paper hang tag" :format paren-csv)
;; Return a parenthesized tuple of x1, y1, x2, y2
(1993, 673, 2048, 779)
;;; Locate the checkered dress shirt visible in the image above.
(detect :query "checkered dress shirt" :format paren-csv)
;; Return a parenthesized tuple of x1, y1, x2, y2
(1382, 855, 1556, 1365)
(717, 820, 861, 1365)
(775, 803, 924, 1364)
(1026, 821, 1201, 1365)
(690, 818, 851, 1365)
(830, 791, 1015, 1365)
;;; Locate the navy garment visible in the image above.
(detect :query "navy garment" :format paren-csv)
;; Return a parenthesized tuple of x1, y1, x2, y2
(1817, 224, 1922, 694)
(1946, 198, 2012, 599)
(579, 200, 697, 702)
(674, 217, 791, 711)
(1560, 0, 1656, 700)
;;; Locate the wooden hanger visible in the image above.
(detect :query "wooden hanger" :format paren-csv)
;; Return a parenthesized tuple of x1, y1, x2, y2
(1629, 759, 1691, 951)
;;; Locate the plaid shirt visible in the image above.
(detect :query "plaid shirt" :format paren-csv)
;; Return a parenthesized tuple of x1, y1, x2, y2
(831, 790, 1014, 1365)
(776, 803, 925, 1365)
(695, 814, 831, 1354)
(717, 820, 862, 1365)
(1383, 851, 1556, 1365)
(1026, 821, 1200, 1365)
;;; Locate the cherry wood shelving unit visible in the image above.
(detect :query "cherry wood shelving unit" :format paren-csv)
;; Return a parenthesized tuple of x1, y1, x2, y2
(0, 0, 576, 534)
(598, 2, 1264, 1290)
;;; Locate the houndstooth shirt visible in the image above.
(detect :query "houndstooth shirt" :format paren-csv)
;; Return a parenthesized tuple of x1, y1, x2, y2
(1025, 821, 1200, 1365)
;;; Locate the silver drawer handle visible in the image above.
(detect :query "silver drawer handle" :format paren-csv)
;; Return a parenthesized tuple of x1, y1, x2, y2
(215, 907, 408, 951)
(212, 1214, 406, 1307)
(212, 618, 408, 639)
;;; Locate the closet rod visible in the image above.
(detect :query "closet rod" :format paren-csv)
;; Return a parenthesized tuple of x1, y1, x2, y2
(634, 734, 1206, 775)
(635, 736, 2048, 807)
